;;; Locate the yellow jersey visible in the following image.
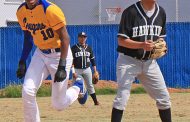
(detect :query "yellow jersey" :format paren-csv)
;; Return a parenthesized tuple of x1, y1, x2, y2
(16, 0, 66, 49)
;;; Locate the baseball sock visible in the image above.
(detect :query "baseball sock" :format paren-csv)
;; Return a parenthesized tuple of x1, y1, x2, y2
(159, 108, 172, 122)
(111, 107, 123, 122)
(90, 93, 99, 105)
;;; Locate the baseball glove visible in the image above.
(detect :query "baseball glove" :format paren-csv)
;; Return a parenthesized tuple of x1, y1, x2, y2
(149, 38, 167, 59)
(92, 71, 99, 84)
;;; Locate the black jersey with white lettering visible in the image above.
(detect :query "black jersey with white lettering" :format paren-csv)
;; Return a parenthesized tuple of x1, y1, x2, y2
(117, 1, 166, 60)
(71, 44, 96, 69)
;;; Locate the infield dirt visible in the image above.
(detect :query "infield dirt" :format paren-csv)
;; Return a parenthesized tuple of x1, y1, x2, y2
(0, 94, 190, 122)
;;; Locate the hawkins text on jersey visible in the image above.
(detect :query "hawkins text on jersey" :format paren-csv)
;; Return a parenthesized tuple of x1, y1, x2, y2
(71, 44, 96, 69)
(117, 1, 166, 60)
(132, 25, 162, 37)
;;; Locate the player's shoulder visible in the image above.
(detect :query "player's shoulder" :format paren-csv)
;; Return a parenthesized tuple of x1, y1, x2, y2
(86, 45, 93, 50)
(38, 0, 53, 13)
(157, 4, 166, 16)
(157, 4, 166, 14)
(126, 2, 136, 11)
(41, 0, 62, 13)
(71, 44, 78, 49)
(86, 44, 92, 48)
(122, 2, 137, 16)
(17, 2, 26, 12)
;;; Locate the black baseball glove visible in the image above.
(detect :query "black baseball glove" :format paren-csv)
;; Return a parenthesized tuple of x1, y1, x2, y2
(54, 66, 67, 82)
(16, 60, 26, 79)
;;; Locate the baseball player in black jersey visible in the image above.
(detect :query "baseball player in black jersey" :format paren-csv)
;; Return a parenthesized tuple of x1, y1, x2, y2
(71, 32, 100, 105)
(111, 0, 172, 122)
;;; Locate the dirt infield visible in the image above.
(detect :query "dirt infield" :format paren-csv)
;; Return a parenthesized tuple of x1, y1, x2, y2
(0, 94, 190, 122)
(2, 80, 188, 122)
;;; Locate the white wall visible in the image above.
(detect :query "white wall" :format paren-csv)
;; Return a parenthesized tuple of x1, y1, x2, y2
(0, 0, 190, 27)
(0, 0, 22, 27)
(52, 0, 137, 25)
(51, 0, 190, 25)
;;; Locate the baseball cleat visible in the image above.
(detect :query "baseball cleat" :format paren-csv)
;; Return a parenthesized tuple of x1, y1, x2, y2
(94, 101, 100, 106)
(73, 75, 88, 105)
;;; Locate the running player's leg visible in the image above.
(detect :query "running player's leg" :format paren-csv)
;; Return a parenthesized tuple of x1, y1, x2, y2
(48, 53, 80, 110)
(138, 60, 171, 122)
(22, 49, 49, 122)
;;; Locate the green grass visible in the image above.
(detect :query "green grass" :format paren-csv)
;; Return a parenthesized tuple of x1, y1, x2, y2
(131, 87, 146, 94)
(37, 84, 51, 97)
(95, 87, 117, 95)
(0, 84, 147, 98)
(0, 85, 22, 98)
(0, 84, 52, 98)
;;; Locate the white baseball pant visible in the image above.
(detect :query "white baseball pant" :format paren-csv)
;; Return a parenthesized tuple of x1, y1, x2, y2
(113, 53, 171, 110)
(22, 47, 80, 122)
(75, 67, 95, 94)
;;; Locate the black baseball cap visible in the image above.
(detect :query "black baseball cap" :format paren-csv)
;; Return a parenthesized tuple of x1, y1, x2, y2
(78, 32, 87, 37)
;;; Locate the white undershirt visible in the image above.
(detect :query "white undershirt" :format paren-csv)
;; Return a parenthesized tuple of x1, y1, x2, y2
(141, 4, 155, 18)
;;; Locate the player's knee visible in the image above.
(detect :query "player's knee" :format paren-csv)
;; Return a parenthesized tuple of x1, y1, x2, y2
(156, 99, 171, 110)
(52, 102, 66, 111)
(87, 88, 95, 94)
(52, 99, 68, 111)
(113, 103, 126, 111)
(22, 85, 37, 99)
(113, 98, 127, 111)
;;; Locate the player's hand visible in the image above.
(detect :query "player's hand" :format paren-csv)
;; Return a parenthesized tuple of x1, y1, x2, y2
(142, 40, 154, 51)
(54, 66, 67, 82)
(72, 73, 77, 79)
(16, 60, 26, 79)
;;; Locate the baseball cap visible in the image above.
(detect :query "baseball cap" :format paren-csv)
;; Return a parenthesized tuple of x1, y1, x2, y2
(78, 32, 87, 37)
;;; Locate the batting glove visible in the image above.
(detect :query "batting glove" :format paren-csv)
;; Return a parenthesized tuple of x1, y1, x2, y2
(16, 60, 26, 79)
(54, 66, 67, 82)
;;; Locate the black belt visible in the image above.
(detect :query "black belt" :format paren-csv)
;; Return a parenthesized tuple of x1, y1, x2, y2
(40, 48, 61, 54)
(123, 53, 149, 61)
(75, 67, 89, 69)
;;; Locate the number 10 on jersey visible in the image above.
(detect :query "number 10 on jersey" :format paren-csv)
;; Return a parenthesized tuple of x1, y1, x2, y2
(41, 28, 54, 40)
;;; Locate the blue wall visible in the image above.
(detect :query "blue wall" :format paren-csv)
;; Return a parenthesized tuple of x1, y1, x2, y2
(0, 23, 190, 88)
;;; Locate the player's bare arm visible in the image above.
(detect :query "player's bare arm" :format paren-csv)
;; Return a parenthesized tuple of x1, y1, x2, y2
(54, 26, 69, 82)
(56, 26, 70, 60)
(118, 36, 154, 51)
(93, 66, 97, 72)
(71, 65, 77, 79)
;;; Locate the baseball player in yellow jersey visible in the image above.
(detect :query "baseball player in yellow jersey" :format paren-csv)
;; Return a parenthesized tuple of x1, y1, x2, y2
(16, 0, 88, 121)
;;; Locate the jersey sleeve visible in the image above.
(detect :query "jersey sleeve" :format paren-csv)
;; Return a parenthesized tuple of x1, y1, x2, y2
(46, 5, 67, 30)
(89, 47, 95, 59)
(117, 8, 133, 39)
(160, 9, 166, 38)
(16, 10, 27, 30)
(20, 30, 33, 61)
